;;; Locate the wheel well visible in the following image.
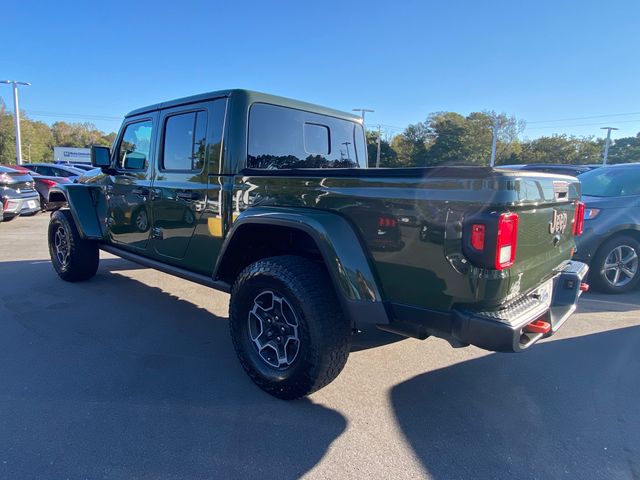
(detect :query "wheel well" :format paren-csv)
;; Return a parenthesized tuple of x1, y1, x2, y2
(593, 229, 640, 260)
(614, 229, 640, 243)
(48, 190, 67, 204)
(216, 224, 325, 285)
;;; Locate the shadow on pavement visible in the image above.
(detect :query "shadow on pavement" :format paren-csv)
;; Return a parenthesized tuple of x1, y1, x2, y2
(391, 327, 640, 479)
(0, 259, 346, 479)
(578, 289, 640, 314)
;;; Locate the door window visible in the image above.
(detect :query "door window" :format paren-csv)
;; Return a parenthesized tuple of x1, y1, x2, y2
(53, 168, 77, 178)
(162, 111, 207, 171)
(37, 165, 55, 176)
(117, 120, 153, 170)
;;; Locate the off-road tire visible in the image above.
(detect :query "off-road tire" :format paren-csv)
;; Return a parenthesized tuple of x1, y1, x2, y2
(48, 209, 99, 282)
(590, 235, 640, 294)
(229, 255, 351, 400)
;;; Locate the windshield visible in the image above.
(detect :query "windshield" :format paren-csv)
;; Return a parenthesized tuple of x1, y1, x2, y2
(579, 167, 640, 197)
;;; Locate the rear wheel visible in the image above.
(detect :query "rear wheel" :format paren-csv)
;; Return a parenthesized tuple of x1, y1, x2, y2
(229, 255, 351, 399)
(591, 235, 640, 294)
(48, 210, 99, 282)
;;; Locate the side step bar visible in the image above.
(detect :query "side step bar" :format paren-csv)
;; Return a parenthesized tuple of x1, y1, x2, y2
(99, 244, 231, 293)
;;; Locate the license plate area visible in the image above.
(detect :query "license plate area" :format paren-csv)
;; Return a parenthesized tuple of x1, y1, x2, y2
(532, 278, 553, 309)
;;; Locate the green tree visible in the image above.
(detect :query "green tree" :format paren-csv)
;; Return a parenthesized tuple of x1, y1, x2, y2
(608, 134, 640, 164)
(388, 121, 430, 166)
(518, 135, 602, 165)
(51, 121, 113, 148)
(0, 112, 116, 164)
(366, 130, 398, 167)
(423, 111, 522, 166)
(0, 110, 15, 163)
(21, 118, 54, 162)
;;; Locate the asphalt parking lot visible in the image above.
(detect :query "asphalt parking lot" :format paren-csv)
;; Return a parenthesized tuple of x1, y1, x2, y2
(1, 213, 639, 480)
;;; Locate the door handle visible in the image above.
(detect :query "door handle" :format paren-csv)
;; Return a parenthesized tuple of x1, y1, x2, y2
(176, 191, 199, 201)
(132, 187, 150, 197)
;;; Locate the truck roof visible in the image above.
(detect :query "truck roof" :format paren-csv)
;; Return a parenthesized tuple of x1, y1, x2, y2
(125, 88, 363, 123)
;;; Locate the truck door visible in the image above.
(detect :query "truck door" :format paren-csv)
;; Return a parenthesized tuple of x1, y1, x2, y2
(150, 99, 226, 261)
(106, 114, 157, 252)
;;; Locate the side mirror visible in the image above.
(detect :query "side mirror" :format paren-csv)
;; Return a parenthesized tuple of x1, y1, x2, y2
(123, 152, 146, 170)
(91, 145, 111, 168)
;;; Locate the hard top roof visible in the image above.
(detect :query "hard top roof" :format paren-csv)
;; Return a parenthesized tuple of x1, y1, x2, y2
(125, 89, 363, 123)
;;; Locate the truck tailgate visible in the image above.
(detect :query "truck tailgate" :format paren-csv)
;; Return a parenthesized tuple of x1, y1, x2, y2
(506, 175, 581, 299)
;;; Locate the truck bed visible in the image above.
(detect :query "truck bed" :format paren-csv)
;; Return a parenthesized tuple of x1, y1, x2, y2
(236, 166, 581, 312)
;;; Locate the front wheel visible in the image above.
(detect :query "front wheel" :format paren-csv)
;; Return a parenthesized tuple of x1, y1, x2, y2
(229, 256, 351, 400)
(590, 235, 640, 294)
(48, 210, 99, 282)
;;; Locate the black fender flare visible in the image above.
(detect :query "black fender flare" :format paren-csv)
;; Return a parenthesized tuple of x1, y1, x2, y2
(214, 207, 390, 328)
(48, 184, 105, 240)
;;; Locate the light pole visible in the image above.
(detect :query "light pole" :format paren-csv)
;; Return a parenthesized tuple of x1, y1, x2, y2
(341, 141, 352, 160)
(1, 80, 31, 165)
(600, 127, 618, 166)
(352, 108, 374, 125)
(489, 118, 500, 167)
(375, 124, 382, 168)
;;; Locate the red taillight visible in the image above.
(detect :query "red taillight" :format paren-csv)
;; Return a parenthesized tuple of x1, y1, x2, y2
(573, 201, 585, 236)
(496, 213, 518, 270)
(40, 179, 58, 188)
(471, 224, 485, 250)
(378, 216, 397, 228)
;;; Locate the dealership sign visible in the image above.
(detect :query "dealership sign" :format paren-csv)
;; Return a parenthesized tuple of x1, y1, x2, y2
(53, 147, 91, 164)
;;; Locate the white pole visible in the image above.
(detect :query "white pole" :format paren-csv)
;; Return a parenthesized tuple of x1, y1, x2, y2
(352, 108, 374, 125)
(2, 80, 30, 166)
(12, 82, 23, 166)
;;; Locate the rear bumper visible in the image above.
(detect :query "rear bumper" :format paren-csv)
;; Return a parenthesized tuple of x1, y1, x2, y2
(379, 260, 589, 353)
(2, 193, 41, 216)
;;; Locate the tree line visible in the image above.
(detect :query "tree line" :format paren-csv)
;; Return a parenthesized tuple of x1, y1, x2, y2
(1, 106, 638, 167)
(0, 107, 116, 164)
(367, 111, 639, 168)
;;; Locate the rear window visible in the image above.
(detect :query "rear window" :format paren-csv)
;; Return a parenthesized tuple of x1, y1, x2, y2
(247, 103, 365, 169)
(55, 168, 80, 178)
(580, 167, 640, 197)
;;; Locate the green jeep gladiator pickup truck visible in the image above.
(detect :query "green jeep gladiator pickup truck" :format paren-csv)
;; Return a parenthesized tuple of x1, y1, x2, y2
(47, 89, 589, 399)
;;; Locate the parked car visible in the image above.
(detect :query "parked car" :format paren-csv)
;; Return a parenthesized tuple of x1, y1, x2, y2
(22, 163, 84, 182)
(573, 163, 640, 293)
(0, 166, 40, 220)
(500, 163, 599, 177)
(46, 89, 588, 399)
(56, 162, 95, 171)
(0, 164, 70, 211)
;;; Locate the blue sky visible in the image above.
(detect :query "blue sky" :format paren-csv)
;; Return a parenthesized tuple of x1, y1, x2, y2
(3, 0, 640, 141)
